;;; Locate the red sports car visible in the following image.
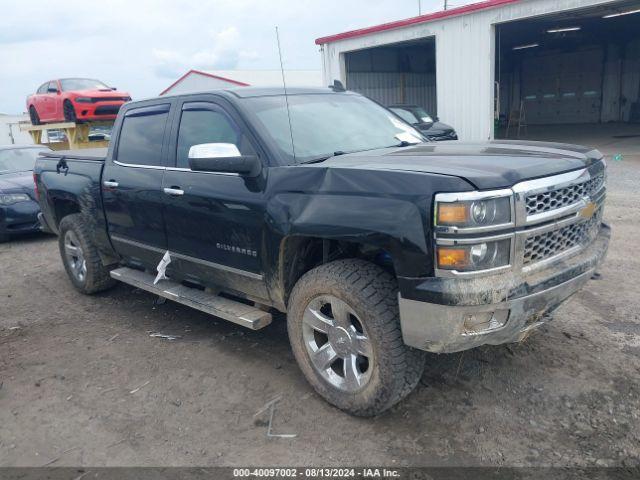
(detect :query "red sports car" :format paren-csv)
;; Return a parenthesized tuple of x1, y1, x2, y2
(26, 78, 131, 125)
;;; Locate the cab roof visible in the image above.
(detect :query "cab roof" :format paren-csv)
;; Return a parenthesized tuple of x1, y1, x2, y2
(161, 86, 357, 100)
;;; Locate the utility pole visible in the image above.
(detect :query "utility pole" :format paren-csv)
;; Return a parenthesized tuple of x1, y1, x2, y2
(444, 0, 448, 10)
(418, 0, 422, 15)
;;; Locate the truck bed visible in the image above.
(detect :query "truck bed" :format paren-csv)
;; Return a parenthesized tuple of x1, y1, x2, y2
(39, 148, 107, 162)
(35, 147, 110, 246)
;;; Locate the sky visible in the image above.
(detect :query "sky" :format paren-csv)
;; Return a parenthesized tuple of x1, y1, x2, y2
(0, 0, 473, 114)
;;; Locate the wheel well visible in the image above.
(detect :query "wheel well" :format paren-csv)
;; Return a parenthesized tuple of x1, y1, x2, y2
(54, 200, 80, 227)
(279, 237, 394, 307)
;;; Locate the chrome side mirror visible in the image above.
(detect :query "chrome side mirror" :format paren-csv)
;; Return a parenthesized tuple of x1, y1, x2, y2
(189, 143, 241, 159)
(188, 143, 261, 176)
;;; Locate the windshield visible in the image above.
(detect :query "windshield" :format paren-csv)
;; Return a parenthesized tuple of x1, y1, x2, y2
(390, 108, 419, 124)
(245, 94, 424, 163)
(60, 78, 110, 91)
(411, 107, 434, 124)
(0, 148, 45, 173)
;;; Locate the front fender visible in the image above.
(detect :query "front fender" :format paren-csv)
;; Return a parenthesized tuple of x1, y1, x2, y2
(266, 192, 429, 276)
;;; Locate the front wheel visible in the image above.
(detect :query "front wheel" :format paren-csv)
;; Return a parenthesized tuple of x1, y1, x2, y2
(63, 101, 77, 123)
(58, 214, 116, 294)
(29, 106, 41, 125)
(287, 259, 426, 416)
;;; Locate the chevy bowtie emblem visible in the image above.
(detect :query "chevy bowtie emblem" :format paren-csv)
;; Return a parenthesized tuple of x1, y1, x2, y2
(579, 201, 597, 219)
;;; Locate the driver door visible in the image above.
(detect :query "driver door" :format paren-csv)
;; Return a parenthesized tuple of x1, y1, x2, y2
(162, 98, 268, 299)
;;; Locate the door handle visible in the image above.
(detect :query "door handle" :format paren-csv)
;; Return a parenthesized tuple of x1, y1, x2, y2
(103, 180, 119, 188)
(163, 187, 184, 196)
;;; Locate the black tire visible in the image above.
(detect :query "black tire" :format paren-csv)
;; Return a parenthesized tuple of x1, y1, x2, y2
(29, 106, 41, 126)
(63, 101, 77, 123)
(58, 214, 116, 294)
(287, 259, 426, 416)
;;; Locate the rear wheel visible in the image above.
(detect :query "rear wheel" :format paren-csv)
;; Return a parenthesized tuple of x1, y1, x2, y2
(29, 106, 41, 125)
(58, 214, 116, 294)
(63, 101, 77, 123)
(287, 259, 426, 416)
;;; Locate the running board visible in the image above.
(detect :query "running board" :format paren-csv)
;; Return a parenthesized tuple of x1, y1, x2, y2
(110, 267, 272, 330)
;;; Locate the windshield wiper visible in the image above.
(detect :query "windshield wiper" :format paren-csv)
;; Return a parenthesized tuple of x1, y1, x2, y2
(299, 151, 347, 164)
(298, 143, 417, 165)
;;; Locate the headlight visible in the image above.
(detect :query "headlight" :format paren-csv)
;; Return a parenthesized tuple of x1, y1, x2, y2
(75, 97, 92, 103)
(436, 239, 511, 272)
(0, 193, 31, 205)
(435, 193, 512, 228)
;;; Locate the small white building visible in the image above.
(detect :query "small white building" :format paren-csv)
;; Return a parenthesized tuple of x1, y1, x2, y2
(316, 0, 640, 141)
(160, 69, 323, 96)
(0, 114, 33, 145)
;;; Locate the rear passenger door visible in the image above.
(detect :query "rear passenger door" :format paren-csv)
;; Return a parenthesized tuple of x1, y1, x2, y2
(161, 98, 269, 299)
(102, 103, 171, 269)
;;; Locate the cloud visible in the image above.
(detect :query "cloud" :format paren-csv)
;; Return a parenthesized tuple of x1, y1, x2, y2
(0, 0, 474, 113)
(152, 26, 258, 78)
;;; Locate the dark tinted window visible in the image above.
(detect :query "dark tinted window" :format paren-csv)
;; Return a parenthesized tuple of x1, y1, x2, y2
(117, 111, 168, 166)
(176, 108, 241, 168)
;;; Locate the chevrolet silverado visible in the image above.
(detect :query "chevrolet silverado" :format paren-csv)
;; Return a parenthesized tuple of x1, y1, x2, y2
(34, 87, 609, 416)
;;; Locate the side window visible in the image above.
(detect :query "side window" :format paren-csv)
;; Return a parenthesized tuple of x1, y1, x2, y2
(176, 108, 248, 169)
(47, 81, 58, 93)
(117, 110, 168, 166)
(37, 83, 48, 94)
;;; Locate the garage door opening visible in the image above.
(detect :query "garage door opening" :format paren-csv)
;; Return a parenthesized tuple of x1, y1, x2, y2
(495, 1, 640, 145)
(344, 37, 437, 119)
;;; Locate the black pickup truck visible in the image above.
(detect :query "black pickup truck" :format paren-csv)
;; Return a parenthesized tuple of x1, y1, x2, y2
(35, 87, 610, 416)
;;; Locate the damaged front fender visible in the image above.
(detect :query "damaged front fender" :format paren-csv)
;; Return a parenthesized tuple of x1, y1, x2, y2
(261, 164, 475, 306)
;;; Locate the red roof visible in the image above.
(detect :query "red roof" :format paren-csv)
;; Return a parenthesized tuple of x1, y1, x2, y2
(160, 69, 250, 96)
(315, 0, 520, 45)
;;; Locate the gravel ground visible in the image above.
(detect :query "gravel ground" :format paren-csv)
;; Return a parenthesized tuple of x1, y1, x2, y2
(0, 154, 639, 468)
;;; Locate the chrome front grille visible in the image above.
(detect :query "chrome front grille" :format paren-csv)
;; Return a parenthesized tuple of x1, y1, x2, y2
(523, 208, 602, 265)
(525, 171, 605, 216)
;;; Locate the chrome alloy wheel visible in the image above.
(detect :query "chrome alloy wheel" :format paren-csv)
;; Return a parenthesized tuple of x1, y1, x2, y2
(64, 230, 87, 282)
(302, 295, 374, 392)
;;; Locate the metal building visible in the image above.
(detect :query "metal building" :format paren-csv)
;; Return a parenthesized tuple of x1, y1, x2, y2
(0, 114, 33, 145)
(316, 0, 640, 141)
(160, 69, 322, 96)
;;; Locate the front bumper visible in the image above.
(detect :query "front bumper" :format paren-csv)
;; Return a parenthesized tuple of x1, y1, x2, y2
(73, 101, 124, 120)
(0, 200, 41, 236)
(399, 223, 610, 353)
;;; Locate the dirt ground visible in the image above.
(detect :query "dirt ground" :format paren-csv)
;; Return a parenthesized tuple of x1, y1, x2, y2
(1, 148, 639, 468)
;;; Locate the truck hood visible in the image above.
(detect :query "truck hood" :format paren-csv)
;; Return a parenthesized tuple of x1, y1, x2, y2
(416, 121, 455, 135)
(72, 88, 130, 98)
(316, 140, 603, 190)
(0, 171, 36, 197)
